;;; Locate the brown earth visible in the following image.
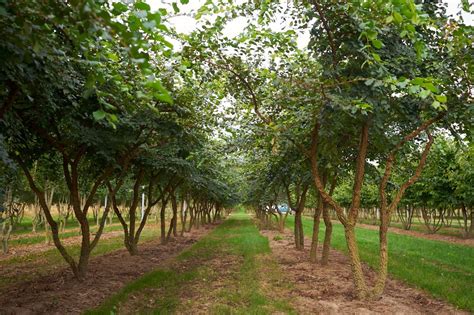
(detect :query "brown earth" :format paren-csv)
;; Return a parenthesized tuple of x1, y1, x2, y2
(8, 222, 122, 241)
(0, 228, 125, 262)
(355, 222, 474, 247)
(261, 229, 467, 315)
(0, 225, 215, 315)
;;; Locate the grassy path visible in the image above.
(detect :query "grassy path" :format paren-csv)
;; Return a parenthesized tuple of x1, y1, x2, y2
(287, 216, 474, 311)
(88, 210, 295, 314)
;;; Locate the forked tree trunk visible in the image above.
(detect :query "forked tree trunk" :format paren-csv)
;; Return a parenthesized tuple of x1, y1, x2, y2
(373, 128, 434, 297)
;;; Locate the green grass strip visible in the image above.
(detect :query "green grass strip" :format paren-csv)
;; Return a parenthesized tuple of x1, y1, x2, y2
(87, 208, 294, 314)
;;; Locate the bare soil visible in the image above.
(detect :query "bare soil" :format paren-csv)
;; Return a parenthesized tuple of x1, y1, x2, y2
(355, 222, 474, 247)
(0, 226, 215, 315)
(261, 229, 467, 315)
(0, 228, 126, 262)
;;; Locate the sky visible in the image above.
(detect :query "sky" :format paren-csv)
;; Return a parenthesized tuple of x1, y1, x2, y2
(148, 0, 474, 51)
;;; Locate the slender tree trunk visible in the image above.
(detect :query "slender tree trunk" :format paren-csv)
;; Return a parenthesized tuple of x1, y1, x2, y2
(310, 206, 322, 263)
(167, 194, 178, 240)
(321, 202, 332, 265)
(462, 204, 470, 238)
(187, 204, 194, 232)
(373, 209, 390, 296)
(173, 198, 178, 237)
(294, 211, 304, 250)
(181, 199, 187, 236)
(470, 209, 474, 236)
(160, 200, 167, 243)
(1, 220, 13, 254)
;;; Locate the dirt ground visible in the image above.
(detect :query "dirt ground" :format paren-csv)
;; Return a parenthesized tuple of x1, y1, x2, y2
(261, 229, 467, 315)
(0, 226, 215, 315)
(0, 228, 126, 262)
(356, 222, 474, 247)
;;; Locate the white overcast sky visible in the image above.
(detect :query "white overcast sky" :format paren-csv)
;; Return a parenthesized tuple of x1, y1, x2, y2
(148, 0, 474, 51)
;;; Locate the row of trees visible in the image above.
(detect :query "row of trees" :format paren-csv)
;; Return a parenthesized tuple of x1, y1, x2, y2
(182, 0, 473, 300)
(0, 1, 238, 279)
(0, 0, 472, 303)
(331, 137, 473, 236)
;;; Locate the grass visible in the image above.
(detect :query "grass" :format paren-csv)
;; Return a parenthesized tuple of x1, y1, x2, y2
(357, 217, 472, 239)
(87, 208, 295, 315)
(287, 215, 474, 311)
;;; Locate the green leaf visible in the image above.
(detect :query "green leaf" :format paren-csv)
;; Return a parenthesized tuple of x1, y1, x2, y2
(180, 0, 190, 4)
(365, 78, 375, 86)
(409, 85, 419, 94)
(419, 89, 430, 99)
(372, 39, 383, 49)
(155, 93, 173, 104)
(93, 110, 106, 120)
(172, 2, 180, 13)
(414, 41, 425, 59)
(423, 82, 439, 93)
(461, 0, 470, 12)
(393, 12, 403, 23)
(107, 113, 119, 123)
(134, 2, 150, 11)
(411, 77, 424, 85)
(372, 53, 382, 62)
(435, 95, 447, 103)
(107, 52, 119, 62)
(112, 3, 128, 15)
(366, 30, 377, 40)
(146, 79, 167, 93)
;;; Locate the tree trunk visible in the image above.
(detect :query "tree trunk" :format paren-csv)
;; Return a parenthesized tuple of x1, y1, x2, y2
(321, 202, 332, 265)
(1, 221, 13, 254)
(181, 199, 187, 236)
(373, 209, 390, 296)
(310, 206, 322, 263)
(160, 200, 167, 244)
(294, 211, 304, 250)
(344, 225, 369, 299)
(167, 194, 178, 240)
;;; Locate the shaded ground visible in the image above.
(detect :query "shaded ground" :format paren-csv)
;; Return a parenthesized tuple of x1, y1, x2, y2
(0, 228, 125, 262)
(0, 226, 214, 315)
(261, 228, 467, 314)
